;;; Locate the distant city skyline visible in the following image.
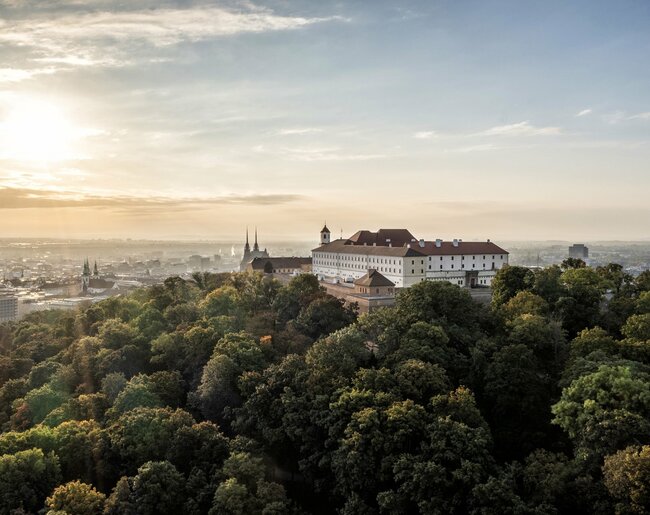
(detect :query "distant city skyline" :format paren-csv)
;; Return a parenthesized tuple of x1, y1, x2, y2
(0, 0, 649, 240)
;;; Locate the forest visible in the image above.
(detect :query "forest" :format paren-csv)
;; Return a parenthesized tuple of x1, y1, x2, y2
(0, 261, 649, 515)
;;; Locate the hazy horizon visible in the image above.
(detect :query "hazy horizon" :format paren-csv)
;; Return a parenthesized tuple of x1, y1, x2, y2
(1, 0, 649, 240)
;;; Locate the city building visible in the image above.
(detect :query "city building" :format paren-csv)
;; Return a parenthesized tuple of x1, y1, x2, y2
(312, 226, 509, 288)
(240, 228, 270, 271)
(247, 257, 312, 275)
(569, 243, 589, 260)
(0, 293, 18, 323)
(81, 259, 115, 295)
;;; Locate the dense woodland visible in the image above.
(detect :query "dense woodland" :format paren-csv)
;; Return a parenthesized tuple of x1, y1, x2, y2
(0, 261, 649, 514)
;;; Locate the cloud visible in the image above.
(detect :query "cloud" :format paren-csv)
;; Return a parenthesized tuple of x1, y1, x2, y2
(0, 67, 58, 83)
(253, 145, 385, 161)
(628, 112, 650, 120)
(480, 121, 562, 137)
(0, 186, 304, 210)
(446, 143, 501, 153)
(0, 5, 344, 77)
(277, 128, 323, 136)
(413, 131, 437, 139)
(576, 108, 592, 117)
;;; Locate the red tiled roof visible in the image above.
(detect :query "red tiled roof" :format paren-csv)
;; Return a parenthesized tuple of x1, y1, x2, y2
(416, 240, 509, 256)
(354, 269, 395, 287)
(347, 229, 417, 247)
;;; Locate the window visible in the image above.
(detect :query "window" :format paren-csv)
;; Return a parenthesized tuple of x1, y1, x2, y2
(451, 264, 454, 269)
(411, 269, 414, 274)
(462, 264, 465, 269)
(440, 265, 442, 270)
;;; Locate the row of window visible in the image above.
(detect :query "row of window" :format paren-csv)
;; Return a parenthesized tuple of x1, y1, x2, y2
(428, 255, 504, 261)
(429, 263, 494, 270)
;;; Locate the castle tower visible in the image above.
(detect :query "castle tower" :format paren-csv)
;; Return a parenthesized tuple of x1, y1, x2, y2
(320, 223, 331, 245)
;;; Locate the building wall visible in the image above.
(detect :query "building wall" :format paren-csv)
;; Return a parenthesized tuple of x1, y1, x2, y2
(0, 296, 18, 323)
(313, 249, 508, 288)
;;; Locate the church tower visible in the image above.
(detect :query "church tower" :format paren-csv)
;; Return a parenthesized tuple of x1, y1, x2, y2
(253, 227, 259, 252)
(320, 223, 331, 245)
(93, 261, 99, 277)
(243, 227, 251, 260)
(82, 258, 90, 294)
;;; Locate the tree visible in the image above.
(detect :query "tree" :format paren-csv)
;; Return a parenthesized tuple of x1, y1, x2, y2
(484, 343, 554, 459)
(622, 313, 650, 341)
(533, 265, 565, 306)
(552, 365, 650, 461)
(491, 266, 535, 308)
(294, 296, 358, 339)
(561, 258, 586, 270)
(45, 480, 106, 515)
(557, 267, 605, 336)
(603, 445, 650, 514)
(0, 448, 61, 513)
(107, 407, 195, 473)
(131, 461, 186, 515)
(196, 332, 267, 422)
(272, 274, 324, 327)
(501, 291, 549, 321)
(209, 452, 291, 515)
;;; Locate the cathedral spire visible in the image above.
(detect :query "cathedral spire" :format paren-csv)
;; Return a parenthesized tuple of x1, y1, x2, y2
(253, 227, 259, 251)
(244, 227, 250, 253)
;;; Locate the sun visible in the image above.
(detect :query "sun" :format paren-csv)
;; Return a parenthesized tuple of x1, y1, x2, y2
(0, 97, 87, 163)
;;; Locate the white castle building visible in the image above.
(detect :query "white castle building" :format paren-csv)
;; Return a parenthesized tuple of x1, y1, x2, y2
(312, 226, 508, 288)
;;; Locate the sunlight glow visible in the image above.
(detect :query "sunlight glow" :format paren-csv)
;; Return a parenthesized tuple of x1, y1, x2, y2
(0, 98, 93, 163)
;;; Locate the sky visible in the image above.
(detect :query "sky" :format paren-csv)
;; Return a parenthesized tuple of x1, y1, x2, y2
(0, 0, 649, 242)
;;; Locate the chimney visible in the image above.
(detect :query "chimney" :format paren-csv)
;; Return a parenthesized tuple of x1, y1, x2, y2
(453, 239, 459, 247)
(435, 239, 442, 248)
(487, 238, 490, 242)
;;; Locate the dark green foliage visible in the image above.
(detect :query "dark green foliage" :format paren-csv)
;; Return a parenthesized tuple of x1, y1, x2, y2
(0, 268, 646, 513)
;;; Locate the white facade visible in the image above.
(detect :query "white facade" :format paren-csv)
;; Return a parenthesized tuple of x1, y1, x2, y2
(312, 232, 509, 289)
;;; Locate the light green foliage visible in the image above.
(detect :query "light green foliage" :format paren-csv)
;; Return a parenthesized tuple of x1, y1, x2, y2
(0, 448, 61, 513)
(502, 291, 549, 320)
(46, 480, 106, 515)
(622, 313, 650, 341)
(553, 365, 650, 460)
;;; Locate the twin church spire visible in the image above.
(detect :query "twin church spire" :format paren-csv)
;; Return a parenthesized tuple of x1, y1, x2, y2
(244, 226, 260, 252)
(241, 226, 269, 271)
